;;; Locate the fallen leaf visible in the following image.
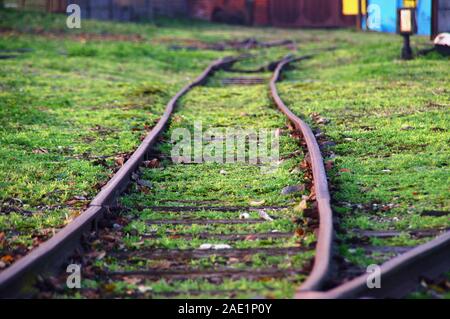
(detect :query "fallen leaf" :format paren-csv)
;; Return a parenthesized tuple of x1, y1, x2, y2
(295, 228, 305, 237)
(32, 148, 48, 154)
(294, 199, 308, 213)
(1, 255, 14, 264)
(250, 200, 265, 206)
(325, 160, 334, 170)
(115, 156, 125, 166)
(245, 235, 257, 241)
(104, 283, 116, 292)
(143, 159, 160, 168)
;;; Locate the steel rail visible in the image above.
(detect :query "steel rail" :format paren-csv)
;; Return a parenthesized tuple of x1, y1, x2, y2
(269, 56, 334, 295)
(0, 56, 239, 298)
(271, 56, 450, 299)
(307, 230, 450, 299)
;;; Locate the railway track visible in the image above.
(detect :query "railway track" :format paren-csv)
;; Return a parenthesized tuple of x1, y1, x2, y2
(0, 53, 448, 299)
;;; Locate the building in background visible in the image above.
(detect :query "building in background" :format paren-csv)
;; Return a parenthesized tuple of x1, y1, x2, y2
(188, 0, 357, 27)
(350, 0, 448, 36)
(2, 0, 448, 35)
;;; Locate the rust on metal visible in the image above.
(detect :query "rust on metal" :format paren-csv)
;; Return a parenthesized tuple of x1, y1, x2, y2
(110, 247, 310, 260)
(314, 231, 450, 299)
(145, 218, 264, 225)
(105, 268, 308, 280)
(0, 56, 239, 298)
(140, 232, 294, 241)
(127, 205, 288, 212)
(270, 56, 334, 295)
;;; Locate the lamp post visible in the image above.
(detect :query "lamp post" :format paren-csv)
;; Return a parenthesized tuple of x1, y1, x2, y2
(245, 0, 254, 26)
(397, 7, 417, 60)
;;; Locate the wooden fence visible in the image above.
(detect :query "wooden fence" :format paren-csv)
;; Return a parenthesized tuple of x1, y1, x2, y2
(2, 0, 189, 21)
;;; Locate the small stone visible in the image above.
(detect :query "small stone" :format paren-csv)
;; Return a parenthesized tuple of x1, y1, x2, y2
(137, 285, 152, 293)
(401, 125, 414, 131)
(258, 210, 273, 221)
(137, 179, 152, 188)
(199, 244, 213, 250)
(281, 184, 305, 195)
(213, 244, 232, 250)
(199, 243, 231, 250)
(321, 141, 336, 148)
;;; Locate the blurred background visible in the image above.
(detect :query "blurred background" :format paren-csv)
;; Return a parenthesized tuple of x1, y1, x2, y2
(1, 0, 449, 37)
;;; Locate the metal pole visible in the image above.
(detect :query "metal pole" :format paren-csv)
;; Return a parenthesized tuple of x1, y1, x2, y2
(401, 34, 413, 60)
(109, 0, 113, 20)
(356, 0, 362, 30)
(431, 0, 438, 39)
(87, 0, 91, 19)
(245, 0, 254, 26)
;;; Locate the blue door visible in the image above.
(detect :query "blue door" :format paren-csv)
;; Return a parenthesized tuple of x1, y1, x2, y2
(364, 0, 431, 35)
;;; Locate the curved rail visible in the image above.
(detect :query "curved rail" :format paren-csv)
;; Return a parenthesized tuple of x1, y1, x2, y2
(271, 56, 450, 299)
(5, 53, 443, 299)
(0, 56, 239, 298)
(316, 229, 450, 299)
(270, 56, 334, 295)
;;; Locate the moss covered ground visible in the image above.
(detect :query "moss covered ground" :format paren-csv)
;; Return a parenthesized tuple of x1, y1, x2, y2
(0, 8, 448, 298)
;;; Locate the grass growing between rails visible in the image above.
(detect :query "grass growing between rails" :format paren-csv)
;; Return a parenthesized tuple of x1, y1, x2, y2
(0, 9, 301, 270)
(1, 8, 448, 299)
(277, 32, 449, 269)
(0, 9, 227, 266)
(38, 68, 315, 299)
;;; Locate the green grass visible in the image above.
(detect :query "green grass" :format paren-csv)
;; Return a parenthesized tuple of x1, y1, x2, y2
(1, 8, 448, 298)
(277, 30, 450, 267)
(59, 69, 313, 299)
(0, 9, 228, 259)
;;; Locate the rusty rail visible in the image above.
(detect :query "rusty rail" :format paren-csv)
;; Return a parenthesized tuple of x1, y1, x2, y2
(270, 56, 334, 295)
(271, 56, 450, 299)
(0, 56, 239, 298)
(309, 230, 450, 299)
(4, 53, 444, 299)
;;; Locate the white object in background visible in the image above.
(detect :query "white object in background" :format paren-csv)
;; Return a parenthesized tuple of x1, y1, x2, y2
(434, 33, 450, 47)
